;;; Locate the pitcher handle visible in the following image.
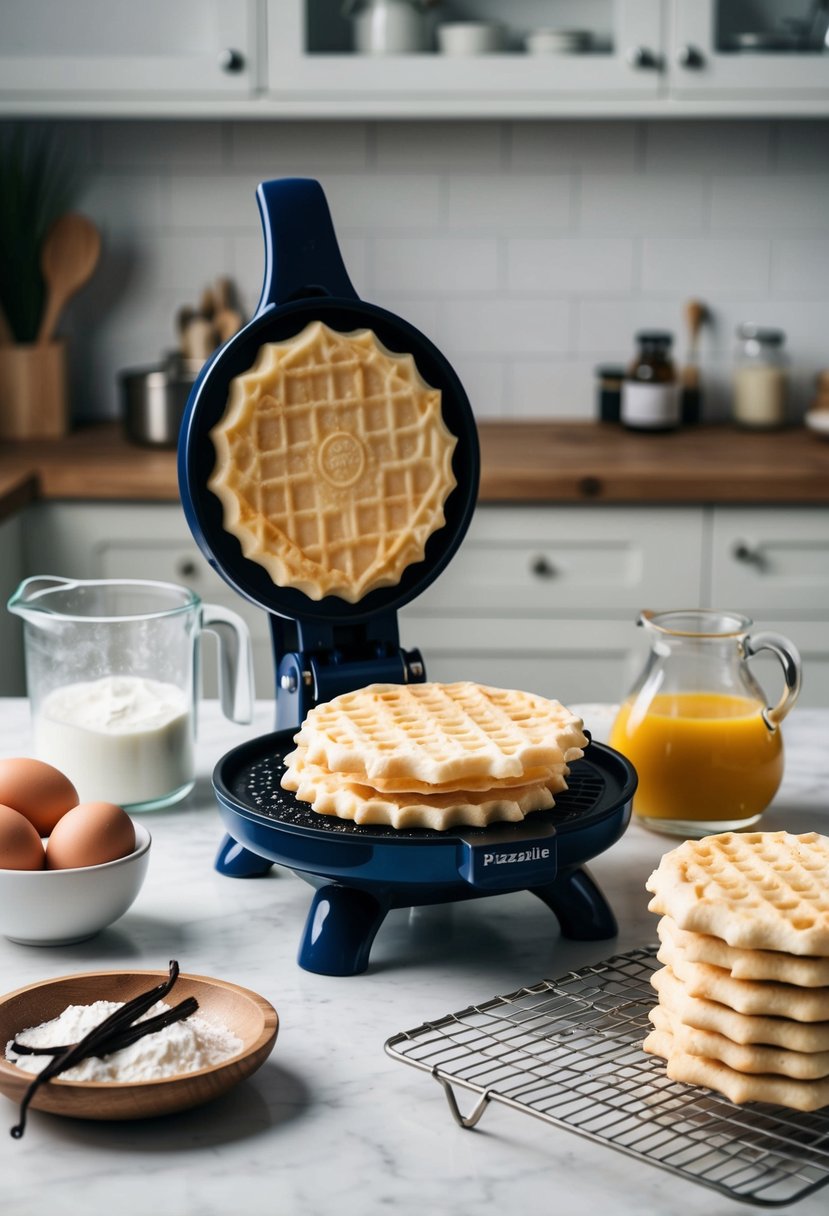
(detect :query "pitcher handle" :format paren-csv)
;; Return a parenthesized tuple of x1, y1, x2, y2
(202, 603, 254, 724)
(742, 631, 802, 730)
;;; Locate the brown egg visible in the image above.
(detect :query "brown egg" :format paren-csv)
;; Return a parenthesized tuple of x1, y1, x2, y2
(0, 802, 46, 870)
(46, 801, 136, 871)
(0, 757, 78, 835)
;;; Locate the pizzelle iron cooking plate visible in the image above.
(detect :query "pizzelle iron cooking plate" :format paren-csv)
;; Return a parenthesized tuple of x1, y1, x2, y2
(178, 177, 636, 975)
(213, 730, 635, 976)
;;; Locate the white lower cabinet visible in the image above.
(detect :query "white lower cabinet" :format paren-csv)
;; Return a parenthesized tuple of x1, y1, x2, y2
(8, 500, 829, 708)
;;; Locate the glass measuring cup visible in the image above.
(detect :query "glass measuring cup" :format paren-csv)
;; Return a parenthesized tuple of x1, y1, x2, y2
(8, 576, 254, 811)
(608, 610, 801, 837)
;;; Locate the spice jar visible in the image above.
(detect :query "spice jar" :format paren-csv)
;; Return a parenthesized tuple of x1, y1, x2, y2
(595, 364, 625, 423)
(733, 324, 789, 429)
(620, 332, 680, 431)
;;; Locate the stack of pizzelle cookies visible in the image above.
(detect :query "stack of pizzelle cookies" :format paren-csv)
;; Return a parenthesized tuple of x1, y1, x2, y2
(644, 830, 829, 1111)
(281, 681, 588, 831)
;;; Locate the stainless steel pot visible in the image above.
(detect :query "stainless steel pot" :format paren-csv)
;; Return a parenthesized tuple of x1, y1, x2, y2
(120, 354, 203, 448)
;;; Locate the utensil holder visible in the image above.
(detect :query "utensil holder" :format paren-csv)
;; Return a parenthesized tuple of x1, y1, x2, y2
(0, 341, 68, 440)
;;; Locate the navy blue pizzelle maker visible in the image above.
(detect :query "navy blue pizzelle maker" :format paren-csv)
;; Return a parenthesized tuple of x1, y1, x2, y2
(178, 178, 636, 976)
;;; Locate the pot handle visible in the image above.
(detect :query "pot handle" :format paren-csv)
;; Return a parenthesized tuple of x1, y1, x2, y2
(202, 603, 254, 724)
(742, 630, 802, 730)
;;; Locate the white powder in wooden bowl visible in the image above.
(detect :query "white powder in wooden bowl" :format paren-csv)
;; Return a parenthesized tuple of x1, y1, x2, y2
(6, 1000, 243, 1082)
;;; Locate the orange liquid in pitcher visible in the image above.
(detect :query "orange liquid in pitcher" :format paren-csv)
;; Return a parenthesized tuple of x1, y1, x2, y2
(608, 692, 784, 822)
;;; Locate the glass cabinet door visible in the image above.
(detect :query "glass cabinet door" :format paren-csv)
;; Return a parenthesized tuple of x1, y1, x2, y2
(267, 0, 665, 105)
(671, 0, 829, 97)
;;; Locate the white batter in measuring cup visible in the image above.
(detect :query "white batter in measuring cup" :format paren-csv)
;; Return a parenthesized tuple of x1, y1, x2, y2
(9, 576, 254, 811)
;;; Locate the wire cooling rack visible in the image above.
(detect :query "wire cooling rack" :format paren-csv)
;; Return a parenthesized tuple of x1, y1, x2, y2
(385, 947, 829, 1208)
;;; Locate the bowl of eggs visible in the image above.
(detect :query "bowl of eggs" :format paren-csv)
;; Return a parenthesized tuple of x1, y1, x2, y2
(0, 757, 150, 945)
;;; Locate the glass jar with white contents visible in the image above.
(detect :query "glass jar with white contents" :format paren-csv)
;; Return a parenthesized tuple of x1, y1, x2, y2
(733, 325, 789, 429)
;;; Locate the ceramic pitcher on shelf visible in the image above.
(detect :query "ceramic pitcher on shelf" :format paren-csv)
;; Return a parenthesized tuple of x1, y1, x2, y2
(608, 609, 802, 838)
(344, 0, 432, 54)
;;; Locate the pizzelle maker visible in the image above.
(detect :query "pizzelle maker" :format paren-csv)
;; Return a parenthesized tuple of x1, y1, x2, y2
(178, 178, 637, 976)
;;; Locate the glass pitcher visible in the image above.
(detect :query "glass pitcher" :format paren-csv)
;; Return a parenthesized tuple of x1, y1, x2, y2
(8, 576, 254, 812)
(608, 610, 801, 837)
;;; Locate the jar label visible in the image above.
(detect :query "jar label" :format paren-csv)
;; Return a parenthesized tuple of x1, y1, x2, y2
(621, 382, 680, 429)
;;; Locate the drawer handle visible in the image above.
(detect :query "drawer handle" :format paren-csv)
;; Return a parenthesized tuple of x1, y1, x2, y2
(732, 540, 766, 569)
(176, 559, 199, 580)
(531, 555, 557, 580)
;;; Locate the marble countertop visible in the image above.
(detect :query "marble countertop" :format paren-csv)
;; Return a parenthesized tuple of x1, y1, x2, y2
(1, 699, 828, 1216)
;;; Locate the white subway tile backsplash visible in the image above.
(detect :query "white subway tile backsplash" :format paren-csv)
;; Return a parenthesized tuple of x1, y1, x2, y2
(228, 121, 369, 170)
(94, 121, 223, 167)
(508, 237, 634, 293)
(446, 174, 571, 230)
(644, 121, 772, 174)
(773, 121, 829, 172)
(509, 359, 597, 419)
(711, 176, 829, 232)
(17, 116, 824, 424)
(579, 174, 706, 233)
(641, 238, 770, 296)
(437, 298, 571, 355)
(509, 122, 638, 172)
(374, 122, 504, 170)
(322, 173, 441, 230)
(772, 239, 829, 297)
(372, 236, 498, 294)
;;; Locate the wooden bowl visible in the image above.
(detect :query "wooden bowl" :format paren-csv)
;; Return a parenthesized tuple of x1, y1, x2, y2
(0, 969, 278, 1123)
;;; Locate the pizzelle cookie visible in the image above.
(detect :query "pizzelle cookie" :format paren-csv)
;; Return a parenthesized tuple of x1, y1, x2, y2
(294, 681, 587, 785)
(651, 965, 829, 1053)
(208, 320, 457, 603)
(646, 831, 829, 956)
(656, 915, 829, 987)
(283, 743, 570, 796)
(643, 1025, 829, 1112)
(655, 948, 829, 1022)
(649, 1005, 829, 1081)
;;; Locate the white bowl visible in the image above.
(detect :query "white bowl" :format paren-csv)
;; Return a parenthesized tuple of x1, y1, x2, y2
(0, 823, 151, 945)
(437, 21, 505, 55)
(805, 410, 829, 439)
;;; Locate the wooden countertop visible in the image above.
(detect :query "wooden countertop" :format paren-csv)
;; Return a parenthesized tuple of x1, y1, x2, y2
(1, 421, 829, 523)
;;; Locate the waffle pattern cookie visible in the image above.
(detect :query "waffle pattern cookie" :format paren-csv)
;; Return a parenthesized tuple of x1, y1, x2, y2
(646, 831, 829, 956)
(656, 915, 829, 987)
(209, 321, 457, 603)
(293, 681, 587, 786)
(648, 1005, 829, 1081)
(281, 681, 586, 830)
(644, 831, 829, 1110)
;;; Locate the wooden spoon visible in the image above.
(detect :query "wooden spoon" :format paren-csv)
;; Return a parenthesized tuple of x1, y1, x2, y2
(37, 214, 101, 346)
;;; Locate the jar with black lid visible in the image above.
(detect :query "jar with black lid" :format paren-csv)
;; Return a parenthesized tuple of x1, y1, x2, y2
(595, 364, 625, 422)
(621, 331, 681, 432)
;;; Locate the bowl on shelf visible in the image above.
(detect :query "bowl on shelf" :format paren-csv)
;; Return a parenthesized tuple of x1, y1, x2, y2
(436, 21, 506, 55)
(805, 410, 829, 439)
(0, 823, 151, 945)
(0, 968, 278, 1123)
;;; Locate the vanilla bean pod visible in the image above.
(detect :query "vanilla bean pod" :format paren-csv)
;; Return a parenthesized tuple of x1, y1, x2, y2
(10, 960, 188, 1139)
(11, 996, 199, 1058)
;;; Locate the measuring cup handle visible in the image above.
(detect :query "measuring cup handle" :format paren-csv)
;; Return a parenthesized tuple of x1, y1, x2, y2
(202, 603, 254, 724)
(742, 630, 802, 730)
(255, 178, 359, 311)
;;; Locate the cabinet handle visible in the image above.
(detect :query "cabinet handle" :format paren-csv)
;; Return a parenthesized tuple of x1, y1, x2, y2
(732, 540, 766, 569)
(676, 43, 705, 68)
(219, 48, 245, 73)
(531, 555, 557, 580)
(626, 45, 660, 69)
(176, 558, 199, 579)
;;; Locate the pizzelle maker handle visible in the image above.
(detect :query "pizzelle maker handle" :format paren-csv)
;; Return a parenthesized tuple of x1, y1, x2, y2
(256, 178, 359, 312)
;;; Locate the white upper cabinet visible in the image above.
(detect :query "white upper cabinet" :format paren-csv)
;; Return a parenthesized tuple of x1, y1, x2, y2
(267, 0, 665, 108)
(0, 0, 258, 100)
(671, 0, 829, 100)
(0, 0, 827, 115)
